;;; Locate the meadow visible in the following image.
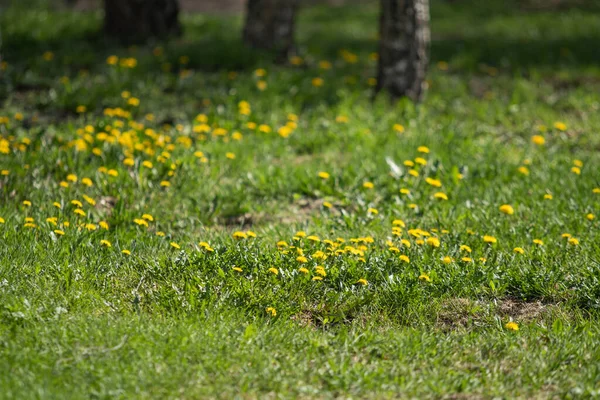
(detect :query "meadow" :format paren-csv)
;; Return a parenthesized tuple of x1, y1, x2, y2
(1, 0, 600, 397)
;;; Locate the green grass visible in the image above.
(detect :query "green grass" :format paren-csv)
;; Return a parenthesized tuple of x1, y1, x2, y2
(1, 0, 600, 397)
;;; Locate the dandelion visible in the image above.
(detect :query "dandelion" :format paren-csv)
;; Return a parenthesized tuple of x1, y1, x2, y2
(399, 255, 410, 263)
(417, 146, 430, 154)
(318, 171, 330, 180)
(593, 188, 600, 194)
(461, 257, 473, 262)
(425, 178, 442, 187)
(544, 194, 553, 200)
(553, 122, 567, 131)
(296, 256, 308, 263)
(142, 161, 153, 169)
(400, 188, 410, 195)
(307, 235, 320, 242)
(460, 245, 472, 253)
(54, 229, 65, 236)
(122, 250, 131, 255)
(505, 321, 519, 331)
(108, 169, 118, 177)
(323, 201, 332, 209)
(483, 235, 497, 244)
(100, 240, 112, 248)
(233, 231, 247, 239)
(295, 231, 307, 238)
(81, 178, 93, 187)
(418, 273, 431, 282)
(356, 278, 368, 286)
(442, 256, 452, 264)
(266, 307, 277, 317)
(404, 160, 415, 167)
(568, 238, 579, 246)
(433, 192, 448, 201)
(363, 181, 374, 189)
(587, 213, 595, 221)
(268, 267, 279, 275)
(513, 247, 525, 254)
(74, 209, 86, 216)
(518, 166, 530, 175)
(71, 200, 83, 208)
(22, 200, 31, 207)
(298, 267, 309, 274)
(367, 207, 379, 215)
(311, 77, 324, 87)
(156, 231, 165, 237)
(426, 237, 440, 247)
(571, 167, 581, 175)
(573, 159, 583, 167)
(533, 239, 544, 246)
(394, 124, 405, 133)
(408, 169, 419, 177)
(531, 135, 545, 145)
(0, 217, 4, 224)
(499, 204, 514, 215)
(415, 157, 427, 166)
(170, 242, 181, 249)
(99, 221, 109, 230)
(232, 266, 243, 272)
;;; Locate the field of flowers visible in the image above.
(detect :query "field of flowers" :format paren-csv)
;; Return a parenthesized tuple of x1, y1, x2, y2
(1, 1, 600, 398)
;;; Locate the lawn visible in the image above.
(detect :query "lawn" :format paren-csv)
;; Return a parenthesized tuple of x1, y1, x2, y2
(1, 0, 600, 398)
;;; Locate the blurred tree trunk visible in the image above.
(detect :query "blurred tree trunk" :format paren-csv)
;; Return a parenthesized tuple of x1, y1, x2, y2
(243, 0, 299, 58)
(104, 0, 181, 42)
(375, 0, 430, 102)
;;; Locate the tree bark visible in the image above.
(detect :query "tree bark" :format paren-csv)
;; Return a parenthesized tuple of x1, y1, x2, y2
(243, 0, 299, 59)
(104, 0, 181, 43)
(375, 0, 430, 102)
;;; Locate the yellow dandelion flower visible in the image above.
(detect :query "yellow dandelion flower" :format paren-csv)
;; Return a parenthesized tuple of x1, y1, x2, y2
(100, 239, 111, 247)
(415, 157, 427, 166)
(233, 231, 247, 239)
(531, 135, 545, 145)
(568, 238, 579, 245)
(513, 247, 525, 254)
(571, 167, 581, 175)
(433, 192, 448, 201)
(122, 250, 131, 255)
(232, 266, 243, 272)
(573, 159, 583, 167)
(408, 169, 419, 177)
(426, 237, 440, 247)
(499, 204, 514, 215)
(593, 188, 600, 194)
(74, 209, 86, 216)
(142, 161, 153, 169)
(22, 200, 32, 207)
(518, 166, 530, 175)
(356, 278, 368, 286)
(404, 160, 415, 167)
(399, 255, 410, 263)
(417, 146, 430, 154)
(418, 273, 431, 282)
(544, 194, 553, 200)
(296, 256, 308, 263)
(0, 217, 4, 224)
(142, 214, 154, 221)
(266, 307, 276, 317)
(323, 201, 333, 208)
(99, 221, 109, 230)
(54, 229, 65, 236)
(298, 267, 309, 274)
(533, 239, 544, 246)
(295, 231, 307, 238)
(587, 213, 595, 221)
(170, 242, 181, 249)
(483, 235, 497, 244)
(505, 321, 519, 331)
(394, 124, 405, 133)
(268, 267, 279, 275)
(311, 77, 324, 87)
(460, 245, 472, 253)
(442, 256, 452, 264)
(363, 181, 374, 189)
(553, 122, 567, 131)
(156, 231, 165, 237)
(107, 169, 118, 177)
(400, 188, 410, 195)
(425, 177, 442, 187)
(318, 171, 330, 180)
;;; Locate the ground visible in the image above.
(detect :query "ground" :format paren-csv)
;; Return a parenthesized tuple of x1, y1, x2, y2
(1, 0, 600, 398)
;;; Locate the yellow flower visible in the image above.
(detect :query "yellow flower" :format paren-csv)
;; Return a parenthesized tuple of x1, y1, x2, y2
(225, 152, 236, 160)
(232, 266, 243, 272)
(571, 167, 581, 175)
(99, 221, 109, 230)
(433, 192, 448, 201)
(54, 229, 65, 236)
(593, 188, 600, 194)
(74, 209, 86, 216)
(568, 238, 579, 246)
(553, 122, 567, 131)
(483, 235, 497, 244)
(460, 245, 472, 253)
(573, 159, 583, 167)
(404, 160, 415, 167)
(513, 247, 525, 254)
(417, 146, 430, 154)
(256, 80, 267, 91)
(71, 200, 83, 208)
(367, 207, 379, 215)
(100, 239, 112, 247)
(142, 161, 153, 169)
(296, 256, 308, 263)
(426, 237, 440, 247)
(533, 239, 544, 246)
(142, 214, 154, 221)
(122, 250, 131, 255)
(587, 213, 595, 221)
(156, 231, 165, 237)
(108, 169, 118, 177)
(295, 231, 307, 238)
(393, 124, 405, 133)
(266, 307, 277, 317)
(505, 321, 519, 331)
(499, 204, 514, 215)
(170, 242, 181, 249)
(312, 276, 323, 281)
(22, 200, 32, 207)
(53, 202, 62, 209)
(106, 55, 118, 65)
(544, 194, 553, 200)
(67, 174, 77, 182)
(0, 217, 4, 224)
(268, 267, 279, 275)
(323, 201, 332, 209)
(425, 177, 442, 187)
(363, 181, 374, 189)
(399, 255, 410, 263)
(415, 157, 427, 166)
(442, 256, 452, 264)
(461, 257, 473, 262)
(60, 181, 69, 188)
(518, 166, 530, 175)
(233, 231, 247, 239)
(298, 267, 309, 274)
(418, 273, 431, 282)
(356, 278, 368, 286)
(408, 169, 419, 177)
(400, 188, 410, 195)
(160, 181, 171, 187)
(81, 177, 93, 187)
(311, 77, 324, 87)
(531, 135, 545, 145)
(318, 171, 330, 180)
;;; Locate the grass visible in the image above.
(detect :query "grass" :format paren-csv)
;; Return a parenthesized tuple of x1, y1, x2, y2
(1, 0, 600, 397)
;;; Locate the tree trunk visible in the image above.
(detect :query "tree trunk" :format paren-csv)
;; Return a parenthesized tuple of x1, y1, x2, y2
(104, 0, 181, 43)
(375, 0, 430, 102)
(243, 0, 299, 59)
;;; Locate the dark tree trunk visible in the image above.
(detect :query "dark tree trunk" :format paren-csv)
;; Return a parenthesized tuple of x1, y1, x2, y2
(243, 0, 299, 59)
(375, 0, 430, 102)
(104, 0, 181, 43)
